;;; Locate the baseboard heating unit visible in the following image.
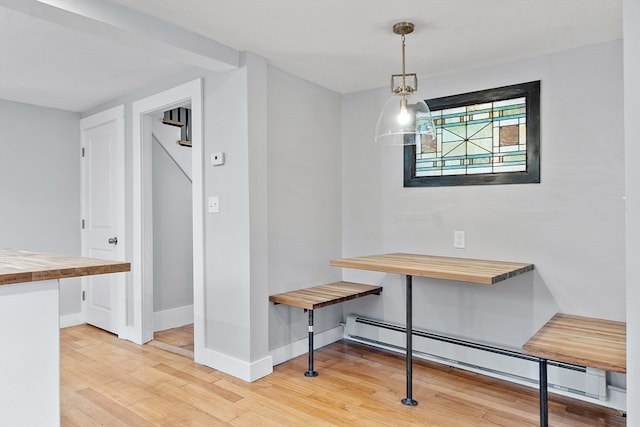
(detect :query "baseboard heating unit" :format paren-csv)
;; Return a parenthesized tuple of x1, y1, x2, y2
(343, 314, 625, 410)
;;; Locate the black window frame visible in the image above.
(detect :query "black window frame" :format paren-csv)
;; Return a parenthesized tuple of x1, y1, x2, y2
(404, 80, 541, 187)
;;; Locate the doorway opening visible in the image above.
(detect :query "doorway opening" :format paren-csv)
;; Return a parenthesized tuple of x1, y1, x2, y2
(131, 79, 204, 362)
(148, 106, 194, 356)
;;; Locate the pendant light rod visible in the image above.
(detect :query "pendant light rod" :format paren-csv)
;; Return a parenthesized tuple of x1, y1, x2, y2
(401, 33, 406, 93)
(393, 22, 414, 95)
(402, 34, 407, 92)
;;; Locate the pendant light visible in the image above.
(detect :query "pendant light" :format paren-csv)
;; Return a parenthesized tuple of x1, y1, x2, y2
(374, 22, 436, 146)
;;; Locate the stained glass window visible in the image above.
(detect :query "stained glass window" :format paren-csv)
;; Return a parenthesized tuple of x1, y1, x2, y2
(404, 81, 540, 187)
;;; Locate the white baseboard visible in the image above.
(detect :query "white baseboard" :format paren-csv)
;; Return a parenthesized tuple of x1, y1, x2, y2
(189, 325, 346, 383)
(195, 346, 273, 382)
(60, 312, 83, 328)
(153, 305, 193, 332)
(270, 325, 345, 366)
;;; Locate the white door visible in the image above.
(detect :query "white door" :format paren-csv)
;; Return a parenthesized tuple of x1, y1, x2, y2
(80, 105, 125, 334)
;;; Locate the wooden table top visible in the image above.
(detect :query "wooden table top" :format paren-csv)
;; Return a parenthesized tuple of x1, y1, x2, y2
(269, 281, 382, 310)
(330, 253, 533, 285)
(522, 314, 626, 373)
(0, 249, 130, 286)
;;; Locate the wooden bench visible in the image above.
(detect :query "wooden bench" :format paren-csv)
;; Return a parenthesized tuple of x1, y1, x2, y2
(270, 281, 382, 377)
(522, 313, 626, 427)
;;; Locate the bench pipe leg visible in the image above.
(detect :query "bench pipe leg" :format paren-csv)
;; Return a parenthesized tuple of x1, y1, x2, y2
(401, 274, 417, 406)
(304, 309, 318, 377)
(539, 358, 548, 427)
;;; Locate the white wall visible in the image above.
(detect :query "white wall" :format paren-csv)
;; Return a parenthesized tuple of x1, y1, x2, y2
(340, 40, 625, 356)
(267, 67, 343, 351)
(0, 100, 81, 316)
(623, 0, 639, 423)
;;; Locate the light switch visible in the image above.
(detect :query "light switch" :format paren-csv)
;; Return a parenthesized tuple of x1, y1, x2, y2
(208, 196, 219, 213)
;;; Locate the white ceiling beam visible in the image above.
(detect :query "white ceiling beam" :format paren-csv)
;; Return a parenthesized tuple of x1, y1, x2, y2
(0, 0, 239, 72)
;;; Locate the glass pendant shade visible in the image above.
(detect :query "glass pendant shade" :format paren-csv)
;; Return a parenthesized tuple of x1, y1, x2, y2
(374, 92, 437, 145)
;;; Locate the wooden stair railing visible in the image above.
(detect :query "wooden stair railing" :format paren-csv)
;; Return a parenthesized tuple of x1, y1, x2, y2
(162, 107, 191, 147)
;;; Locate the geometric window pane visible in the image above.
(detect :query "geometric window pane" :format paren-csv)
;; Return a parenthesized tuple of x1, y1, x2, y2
(420, 97, 526, 176)
(499, 125, 520, 146)
(405, 81, 540, 187)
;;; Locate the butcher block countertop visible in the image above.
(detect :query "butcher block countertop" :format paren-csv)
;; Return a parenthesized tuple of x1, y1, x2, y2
(0, 248, 130, 286)
(330, 253, 534, 285)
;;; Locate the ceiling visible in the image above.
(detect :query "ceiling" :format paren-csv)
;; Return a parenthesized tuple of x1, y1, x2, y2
(0, 0, 623, 113)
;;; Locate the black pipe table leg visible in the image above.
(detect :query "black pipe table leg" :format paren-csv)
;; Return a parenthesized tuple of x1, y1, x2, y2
(401, 275, 417, 406)
(539, 358, 548, 426)
(304, 309, 318, 377)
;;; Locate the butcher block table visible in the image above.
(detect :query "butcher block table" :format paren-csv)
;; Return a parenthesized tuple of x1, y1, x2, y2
(330, 253, 534, 406)
(0, 249, 130, 427)
(522, 313, 626, 426)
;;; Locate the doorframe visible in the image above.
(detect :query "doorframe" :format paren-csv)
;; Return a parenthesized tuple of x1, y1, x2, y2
(80, 104, 126, 335)
(130, 79, 204, 357)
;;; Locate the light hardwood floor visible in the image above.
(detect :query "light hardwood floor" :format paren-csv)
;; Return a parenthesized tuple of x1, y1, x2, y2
(153, 324, 194, 353)
(60, 325, 625, 426)
(149, 324, 195, 358)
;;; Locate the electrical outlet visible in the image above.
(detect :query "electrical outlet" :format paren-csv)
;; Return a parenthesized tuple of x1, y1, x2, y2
(454, 230, 465, 249)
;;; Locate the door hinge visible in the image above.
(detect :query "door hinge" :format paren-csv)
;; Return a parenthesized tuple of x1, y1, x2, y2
(82, 290, 86, 301)
(81, 219, 85, 229)
(81, 147, 85, 157)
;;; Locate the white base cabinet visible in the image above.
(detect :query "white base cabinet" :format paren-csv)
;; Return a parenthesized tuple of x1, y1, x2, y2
(0, 280, 60, 427)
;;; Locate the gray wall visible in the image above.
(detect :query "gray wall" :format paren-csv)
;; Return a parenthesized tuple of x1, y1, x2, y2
(151, 130, 193, 313)
(0, 99, 81, 316)
(202, 66, 256, 360)
(267, 67, 343, 350)
(623, 0, 639, 422)
(340, 40, 625, 351)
